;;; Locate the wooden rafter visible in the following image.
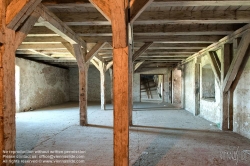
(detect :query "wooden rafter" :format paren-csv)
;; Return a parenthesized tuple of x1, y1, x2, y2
(85, 42, 106, 62)
(130, 0, 153, 23)
(15, 10, 40, 50)
(208, 51, 221, 84)
(6, 0, 42, 30)
(132, 42, 153, 62)
(89, 0, 111, 22)
(105, 61, 113, 72)
(223, 32, 250, 92)
(35, 4, 85, 47)
(61, 42, 75, 57)
(134, 60, 145, 72)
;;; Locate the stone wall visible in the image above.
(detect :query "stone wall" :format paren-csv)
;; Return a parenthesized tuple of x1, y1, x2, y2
(133, 68, 170, 102)
(69, 66, 112, 102)
(15, 58, 69, 112)
(233, 57, 250, 139)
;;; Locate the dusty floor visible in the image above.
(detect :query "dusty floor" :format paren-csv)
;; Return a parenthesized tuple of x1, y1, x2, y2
(14, 102, 250, 166)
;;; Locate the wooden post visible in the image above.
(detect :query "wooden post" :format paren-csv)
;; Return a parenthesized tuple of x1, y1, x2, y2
(0, 29, 16, 166)
(111, 1, 130, 165)
(89, 0, 150, 164)
(220, 44, 232, 130)
(170, 70, 173, 103)
(73, 44, 89, 126)
(0, 1, 42, 164)
(194, 58, 201, 116)
(181, 66, 185, 109)
(79, 64, 89, 126)
(100, 62, 106, 110)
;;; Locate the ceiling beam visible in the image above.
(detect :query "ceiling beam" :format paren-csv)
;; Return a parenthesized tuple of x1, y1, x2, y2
(72, 35, 222, 43)
(152, 0, 250, 7)
(35, 4, 86, 47)
(42, 0, 92, 7)
(42, 0, 250, 8)
(135, 11, 250, 25)
(44, 11, 250, 25)
(27, 49, 57, 59)
(18, 43, 66, 50)
(134, 35, 224, 43)
(29, 24, 242, 36)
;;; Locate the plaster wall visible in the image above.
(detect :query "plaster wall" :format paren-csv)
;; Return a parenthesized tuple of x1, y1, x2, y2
(233, 57, 250, 139)
(15, 58, 69, 112)
(133, 68, 170, 102)
(184, 60, 195, 114)
(69, 66, 112, 102)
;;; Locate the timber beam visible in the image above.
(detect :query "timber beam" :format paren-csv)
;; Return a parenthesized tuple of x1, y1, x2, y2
(35, 4, 86, 47)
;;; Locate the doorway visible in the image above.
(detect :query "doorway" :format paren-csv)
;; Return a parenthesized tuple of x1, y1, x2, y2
(140, 74, 164, 103)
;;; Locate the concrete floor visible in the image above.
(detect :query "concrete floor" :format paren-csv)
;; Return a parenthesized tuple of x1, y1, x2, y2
(15, 102, 250, 166)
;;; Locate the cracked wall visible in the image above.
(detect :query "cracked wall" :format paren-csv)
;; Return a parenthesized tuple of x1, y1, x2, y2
(15, 58, 69, 112)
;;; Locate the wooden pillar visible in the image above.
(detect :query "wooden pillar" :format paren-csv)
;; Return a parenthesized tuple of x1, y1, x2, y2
(181, 66, 185, 109)
(111, 1, 130, 165)
(170, 70, 173, 103)
(73, 44, 88, 126)
(1, 1, 16, 165)
(194, 58, 201, 116)
(100, 62, 106, 110)
(220, 44, 232, 130)
(0, 29, 16, 166)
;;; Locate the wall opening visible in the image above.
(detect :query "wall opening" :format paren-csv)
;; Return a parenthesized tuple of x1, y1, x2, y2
(202, 64, 215, 101)
(140, 74, 163, 103)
